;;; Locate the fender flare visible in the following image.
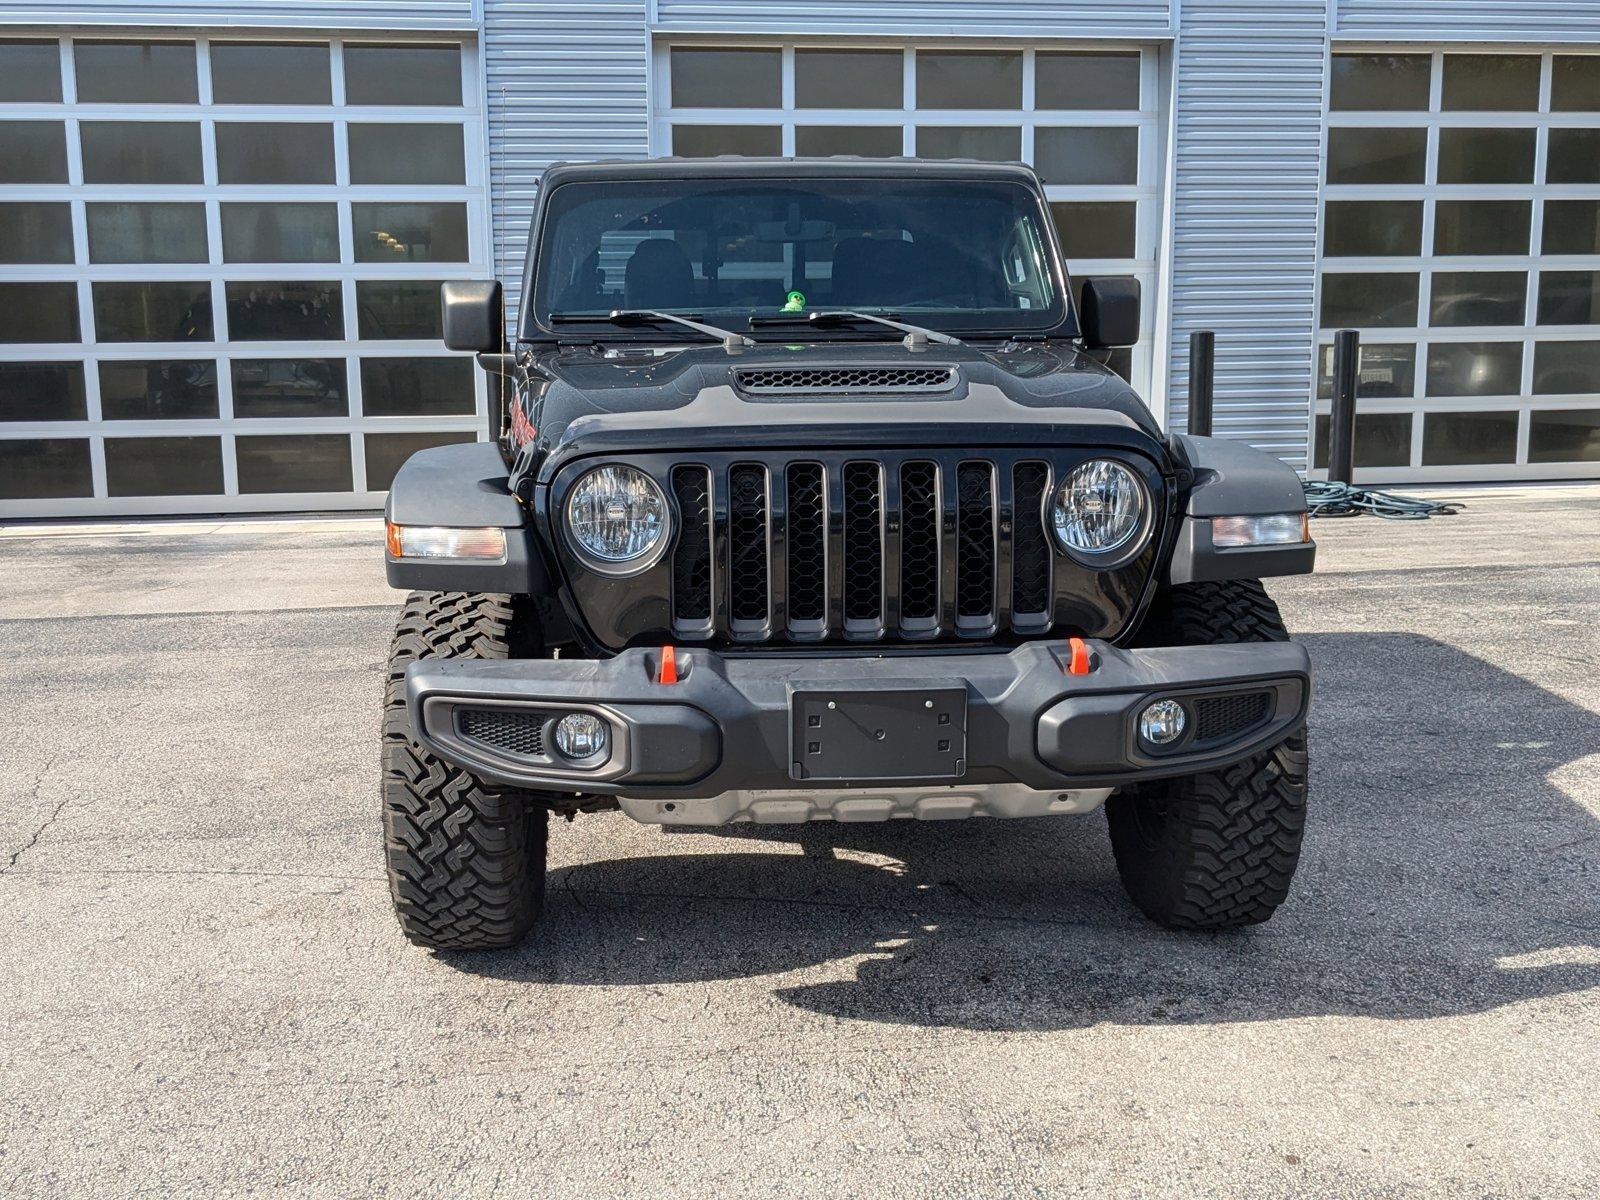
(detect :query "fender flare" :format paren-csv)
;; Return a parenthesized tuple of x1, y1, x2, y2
(1165, 435, 1316, 586)
(383, 441, 552, 594)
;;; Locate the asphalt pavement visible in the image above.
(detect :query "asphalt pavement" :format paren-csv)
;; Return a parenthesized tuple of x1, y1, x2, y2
(0, 486, 1596, 1198)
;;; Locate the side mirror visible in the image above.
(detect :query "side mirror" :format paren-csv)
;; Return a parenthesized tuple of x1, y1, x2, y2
(441, 279, 504, 353)
(1079, 276, 1141, 349)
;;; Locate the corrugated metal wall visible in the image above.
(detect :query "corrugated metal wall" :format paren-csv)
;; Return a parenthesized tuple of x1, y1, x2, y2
(1165, 0, 1326, 464)
(1337, 1, 1600, 42)
(651, 1, 1172, 37)
(0, 1, 473, 29)
(484, 0, 650, 317)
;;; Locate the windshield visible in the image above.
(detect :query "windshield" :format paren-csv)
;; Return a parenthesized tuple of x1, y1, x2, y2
(528, 177, 1066, 337)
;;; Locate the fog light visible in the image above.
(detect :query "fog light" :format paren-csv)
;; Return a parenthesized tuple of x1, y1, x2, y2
(1139, 700, 1187, 746)
(553, 712, 607, 760)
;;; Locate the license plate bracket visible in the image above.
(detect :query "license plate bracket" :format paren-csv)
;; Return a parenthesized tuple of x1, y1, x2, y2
(789, 685, 967, 781)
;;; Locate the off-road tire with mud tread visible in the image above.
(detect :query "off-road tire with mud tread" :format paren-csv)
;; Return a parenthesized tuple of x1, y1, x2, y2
(382, 591, 547, 949)
(1107, 580, 1309, 930)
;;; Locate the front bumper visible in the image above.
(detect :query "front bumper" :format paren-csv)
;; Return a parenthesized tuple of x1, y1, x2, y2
(406, 639, 1310, 820)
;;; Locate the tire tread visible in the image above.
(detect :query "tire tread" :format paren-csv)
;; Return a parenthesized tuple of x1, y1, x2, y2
(1109, 579, 1308, 930)
(381, 591, 546, 949)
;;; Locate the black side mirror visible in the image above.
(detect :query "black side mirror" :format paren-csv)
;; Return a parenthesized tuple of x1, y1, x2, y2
(441, 279, 504, 353)
(1079, 276, 1141, 349)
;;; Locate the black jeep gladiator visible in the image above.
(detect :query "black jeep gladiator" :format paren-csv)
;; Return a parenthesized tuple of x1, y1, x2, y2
(381, 158, 1315, 949)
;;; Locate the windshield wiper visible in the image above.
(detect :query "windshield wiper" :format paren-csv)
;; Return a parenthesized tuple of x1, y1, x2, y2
(749, 310, 962, 348)
(549, 309, 754, 351)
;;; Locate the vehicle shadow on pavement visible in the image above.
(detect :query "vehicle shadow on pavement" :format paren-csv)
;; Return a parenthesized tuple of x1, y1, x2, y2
(446, 633, 1600, 1030)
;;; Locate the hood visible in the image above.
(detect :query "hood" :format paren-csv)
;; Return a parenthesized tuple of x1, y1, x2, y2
(518, 339, 1165, 482)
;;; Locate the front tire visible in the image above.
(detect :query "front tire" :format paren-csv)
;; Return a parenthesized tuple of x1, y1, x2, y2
(1106, 580, 1309, 930)
(381, 591, 547, 949)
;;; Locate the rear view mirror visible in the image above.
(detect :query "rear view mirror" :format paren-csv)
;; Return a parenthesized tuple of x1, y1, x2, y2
(441, 280, 504, 353)
(1079, 276, 1141, 349)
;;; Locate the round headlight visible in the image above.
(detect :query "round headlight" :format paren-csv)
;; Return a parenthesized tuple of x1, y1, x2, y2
(1052, 460, 1147, 559)
(565, 465, 668, 568)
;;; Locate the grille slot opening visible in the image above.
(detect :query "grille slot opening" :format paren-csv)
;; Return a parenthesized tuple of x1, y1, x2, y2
(956, 461, 996, 625)
(842, 462, 884, 628)
(899, 460, 940, 628)
(671, 465, 712, 631)
(786, 462, 826, 629)
(728, 464, 770, 629)
(1012, 461, 1052, 619)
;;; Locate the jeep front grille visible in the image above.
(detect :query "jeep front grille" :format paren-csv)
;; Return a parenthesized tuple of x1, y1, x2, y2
(732, 365, 958, 395)
(667, 452, 1064, 642)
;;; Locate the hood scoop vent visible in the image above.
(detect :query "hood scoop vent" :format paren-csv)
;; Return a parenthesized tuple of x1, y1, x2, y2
(733, 365, 959, 396)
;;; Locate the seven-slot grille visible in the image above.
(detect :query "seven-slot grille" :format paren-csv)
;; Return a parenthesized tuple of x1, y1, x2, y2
(668, 454, 1062, 642)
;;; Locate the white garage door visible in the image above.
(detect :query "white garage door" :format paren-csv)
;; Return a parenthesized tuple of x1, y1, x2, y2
(0, 35, 492, 518)
(1318, 49, 1600, 482)
(653, 42, 1162, 395)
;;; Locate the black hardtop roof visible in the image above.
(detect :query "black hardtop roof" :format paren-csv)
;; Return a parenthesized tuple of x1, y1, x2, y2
(538, 157, 1044, 187)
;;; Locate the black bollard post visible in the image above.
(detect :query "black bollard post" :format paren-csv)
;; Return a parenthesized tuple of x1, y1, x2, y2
(1328, 329, 1360, 485)
(1187, 330, 1215, 437)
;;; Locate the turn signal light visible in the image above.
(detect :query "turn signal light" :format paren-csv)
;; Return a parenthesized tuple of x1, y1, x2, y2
(385, 522, 507, 561)
(1211, 513, 1310, 548)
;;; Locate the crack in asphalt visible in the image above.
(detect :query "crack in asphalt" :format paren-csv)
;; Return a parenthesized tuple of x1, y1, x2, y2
(2, 756, 63, 876)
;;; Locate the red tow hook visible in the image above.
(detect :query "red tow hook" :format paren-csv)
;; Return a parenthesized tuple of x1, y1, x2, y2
(658, 645, 679, 685)
(1066, 636, 1092, 676)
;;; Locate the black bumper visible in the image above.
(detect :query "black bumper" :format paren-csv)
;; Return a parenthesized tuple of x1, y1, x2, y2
(406, 639, 1310, 797)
